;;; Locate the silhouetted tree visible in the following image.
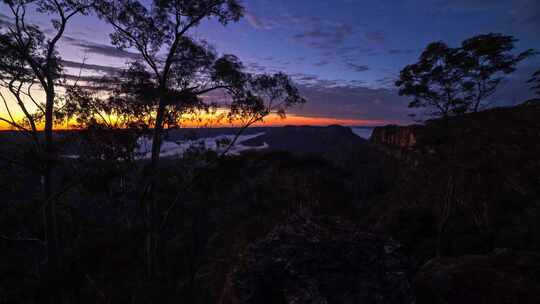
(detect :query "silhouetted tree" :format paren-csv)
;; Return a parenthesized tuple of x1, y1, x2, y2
(396, 42, 468, 118)
(93, 0, 242, 167)
(460, 34, 535, 112)
(396, 33, 534, 119)
(91, 0, 305, 279)
(0, 0, 92, 275)
(529, 69, 540, 96)
(91, 0, 242, 278)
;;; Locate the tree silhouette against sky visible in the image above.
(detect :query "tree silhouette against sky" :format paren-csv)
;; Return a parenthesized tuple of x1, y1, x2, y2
(396, 33, 534, 119)
(0, 0, 93, 277)
(92, 0, 305, 278)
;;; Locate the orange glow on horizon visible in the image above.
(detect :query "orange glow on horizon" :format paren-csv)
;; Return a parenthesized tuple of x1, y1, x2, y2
(1, 88, 392, 130)
(0, 114, 391, 131)
(253, 114, 389, 127)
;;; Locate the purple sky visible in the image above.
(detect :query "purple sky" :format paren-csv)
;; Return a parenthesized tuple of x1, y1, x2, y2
(1, 0, 539, 125)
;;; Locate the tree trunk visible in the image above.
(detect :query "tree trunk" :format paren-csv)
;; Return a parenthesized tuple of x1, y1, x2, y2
(144, 97, 167, 279)
(43, 88, 59, 274)
(474, 98, 481, 113)
(150, 100, 166, 170)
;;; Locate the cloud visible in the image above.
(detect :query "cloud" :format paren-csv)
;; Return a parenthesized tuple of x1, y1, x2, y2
(291, 73, 361, 89)
(244, 14, 322, 31)
(64, 36, 140, 59)
(346, 63, 370, 72)
(0, 12, 12, 26)
(290, 22, 353, 49)
(510, 0, 540, 35)
(243, 12, 372, 71)
(436, 0, 539, 35)
(290, 82, 412, 123)
(244, 13, 357, 53)
(314, 60, 329, 67)
(278, 64, 539, 125)
(376, 76, 397, 88)
(245, 13, 272, 30)
(365, 31, 385, 44)
(388, 49, 415, 55)
(295, 74, 320, 82)
(436, 0, 504, 10)
(245, 13, 367, 72)
(61, 60, 123, 74)
(198, 71, 413, 124)
(488, 64, 540, 106)
(284, 64, 539, 125)
(246, 61, 269, 74)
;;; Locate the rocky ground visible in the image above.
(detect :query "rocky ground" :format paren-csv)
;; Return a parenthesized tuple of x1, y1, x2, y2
(221, 213, 413, 304)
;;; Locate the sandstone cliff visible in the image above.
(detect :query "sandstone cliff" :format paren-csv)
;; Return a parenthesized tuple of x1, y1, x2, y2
(370, 124, 421, 149)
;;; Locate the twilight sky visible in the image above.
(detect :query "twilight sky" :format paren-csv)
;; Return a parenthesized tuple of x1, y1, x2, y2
(1, 0, 540, 127)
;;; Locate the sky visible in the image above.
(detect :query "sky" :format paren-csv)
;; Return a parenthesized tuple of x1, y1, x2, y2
(1, 0, 540, 128)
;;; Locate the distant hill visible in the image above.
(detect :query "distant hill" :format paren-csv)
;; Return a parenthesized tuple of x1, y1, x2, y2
(243, 125, 376, 164)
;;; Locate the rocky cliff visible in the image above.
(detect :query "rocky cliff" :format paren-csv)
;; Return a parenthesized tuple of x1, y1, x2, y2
(370, 124, 420, 149)
(362, 101, 540, 303)
(367, 100, 540, 268)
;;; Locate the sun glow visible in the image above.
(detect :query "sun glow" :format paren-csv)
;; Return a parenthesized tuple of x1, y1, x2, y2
(0, 88, 390, 131)
(0, 111, 389, 131)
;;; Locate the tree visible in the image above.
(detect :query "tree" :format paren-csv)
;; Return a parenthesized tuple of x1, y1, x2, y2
(460, 33, 535, 112)
(396, 42, 469, 118)
(91, 0, 305, 278)
(528, 69, 540, 96)
(0, 0, 91, 274)
(396, 33, 534, 119)
(93, 0, 242, 169)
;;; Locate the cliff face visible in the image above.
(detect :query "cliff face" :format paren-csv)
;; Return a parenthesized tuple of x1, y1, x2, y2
(366, 101, 540, 303)
(367, 101, 540, 259)
(370, 125, 420, 149)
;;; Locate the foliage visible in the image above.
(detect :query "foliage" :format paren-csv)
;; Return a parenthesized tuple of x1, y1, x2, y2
(87, 0, 305, 162)
(396, 42, 468, 118)
(0, 0, 93, 131)
(529, 69, 540, 96)
(396, 33, 534, 119)
(0, 0, 94, 282)
(79, 0, 308, 281)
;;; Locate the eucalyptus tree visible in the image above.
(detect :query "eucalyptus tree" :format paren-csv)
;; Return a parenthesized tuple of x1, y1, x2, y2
(396, 42, 467, 118)
(0, 0, 92, 273)
(460, 33, 535, 112)
(529, 69, 540, 97)
(396, 33, 534, 119)
(93, 0, 243, 168)
(92, 0, 305, 278)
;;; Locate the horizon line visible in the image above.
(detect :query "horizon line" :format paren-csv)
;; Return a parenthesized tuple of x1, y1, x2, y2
(0, 114, 398, 131)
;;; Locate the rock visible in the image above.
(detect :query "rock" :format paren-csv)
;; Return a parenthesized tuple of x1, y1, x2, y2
(415, 250, 540, 304)
(221, 214, 414, 304)
(370, 125, 420, 149)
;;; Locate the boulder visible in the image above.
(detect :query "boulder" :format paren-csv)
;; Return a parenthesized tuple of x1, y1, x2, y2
(221, 214, 414, 304)
(415, 250, 540, 304)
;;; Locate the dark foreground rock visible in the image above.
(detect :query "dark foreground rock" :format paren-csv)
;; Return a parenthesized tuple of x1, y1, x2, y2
(221, 214, 414, 304)
(416, 250, 540, 304)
